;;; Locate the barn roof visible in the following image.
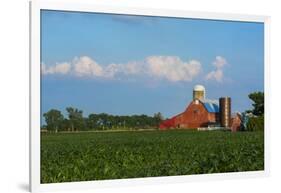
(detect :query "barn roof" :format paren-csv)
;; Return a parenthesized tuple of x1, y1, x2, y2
(201, 99, 219, 113)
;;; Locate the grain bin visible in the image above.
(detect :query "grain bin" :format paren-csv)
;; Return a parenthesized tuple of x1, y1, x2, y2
(193, 85, 205, 101)
(219, 97, 231, 127)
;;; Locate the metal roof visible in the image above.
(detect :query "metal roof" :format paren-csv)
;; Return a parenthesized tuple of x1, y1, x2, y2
(201, 99, 219, 113)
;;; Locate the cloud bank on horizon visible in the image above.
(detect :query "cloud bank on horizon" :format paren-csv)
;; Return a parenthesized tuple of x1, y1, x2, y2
(42, 55, 227, 83)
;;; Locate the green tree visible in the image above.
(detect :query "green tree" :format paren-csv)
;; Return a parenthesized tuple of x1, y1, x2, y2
(154, 112, 164, 120)
(247, 116, 264, 131)
(154, 112, 164, 127)
(43, 109, 64, 132)
(61, 118, 71, 131)
(87, 114, 100, 130)
(248, 92, 264, 116)
(66, 107, 84, 131)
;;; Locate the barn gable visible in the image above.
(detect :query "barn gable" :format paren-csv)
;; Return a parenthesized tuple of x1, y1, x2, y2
(176, 100, 217, 128)
(183, 99, 219, 114)
(159, 99, 220, 129)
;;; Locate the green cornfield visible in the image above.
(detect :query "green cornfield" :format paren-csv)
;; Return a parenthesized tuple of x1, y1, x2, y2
(41, 130, 264, 183)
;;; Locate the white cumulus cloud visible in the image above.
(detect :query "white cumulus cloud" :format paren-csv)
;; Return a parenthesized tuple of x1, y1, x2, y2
(73, 56, 104, 77)
(205, 69, 223, 82)
(42, 55, 202, 82)
(42, 62, 71, 75)
(145, 56, 201, 82)
(205, 56, 227, 82)
(213, 56, 227, 68)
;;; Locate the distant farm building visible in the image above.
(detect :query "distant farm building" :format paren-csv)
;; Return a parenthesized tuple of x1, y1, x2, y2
(159, 85, 242, 132)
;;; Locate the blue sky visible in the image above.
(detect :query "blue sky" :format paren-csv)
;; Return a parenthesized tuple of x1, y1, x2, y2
(41, 10, 264, 120)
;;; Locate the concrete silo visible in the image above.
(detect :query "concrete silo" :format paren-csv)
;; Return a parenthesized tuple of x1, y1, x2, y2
(193, 85, 205, 101)
(219, 97, 231, 128)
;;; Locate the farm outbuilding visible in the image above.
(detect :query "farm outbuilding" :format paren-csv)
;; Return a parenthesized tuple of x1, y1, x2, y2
(230, 113, 242, 132)
(159, 85, 241, 131)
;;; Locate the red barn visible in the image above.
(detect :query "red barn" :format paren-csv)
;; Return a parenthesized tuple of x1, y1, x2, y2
(160, 99, 220, 130)
(159, 85, 243, 131)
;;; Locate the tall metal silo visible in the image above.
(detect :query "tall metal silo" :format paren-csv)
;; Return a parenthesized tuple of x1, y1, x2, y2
(219, 97, 231, 128)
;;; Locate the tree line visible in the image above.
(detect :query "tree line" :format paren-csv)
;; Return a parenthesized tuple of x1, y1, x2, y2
(42, 107, 164, 132)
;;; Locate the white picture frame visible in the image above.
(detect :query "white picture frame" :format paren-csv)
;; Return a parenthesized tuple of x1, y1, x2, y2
(30, 0, 270, 192)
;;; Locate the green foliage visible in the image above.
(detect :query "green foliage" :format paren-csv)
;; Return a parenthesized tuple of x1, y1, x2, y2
(43, 109, 64, 132)
(154, 112, 164, 122)
(66, 107, 85, 131)
(248, 92, 264, 116)
(41, 130, 264, 183)
(247, 116, 264, 131)
(43, 107, 164, 132)
(85, 113, 163, 131)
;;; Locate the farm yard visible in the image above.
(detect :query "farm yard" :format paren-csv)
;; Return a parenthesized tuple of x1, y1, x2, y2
(41, 130, 264, 183)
